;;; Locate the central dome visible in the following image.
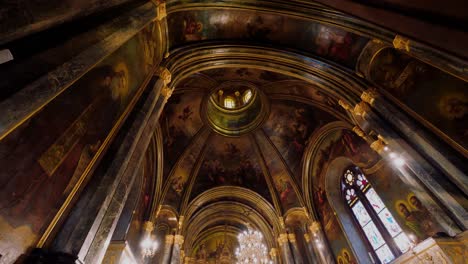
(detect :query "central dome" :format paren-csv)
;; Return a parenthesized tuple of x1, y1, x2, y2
(203, 81, 268, 136)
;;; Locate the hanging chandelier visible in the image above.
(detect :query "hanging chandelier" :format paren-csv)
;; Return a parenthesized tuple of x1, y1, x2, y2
(235, 229, 272, 264)
(141, 221, 159, 258)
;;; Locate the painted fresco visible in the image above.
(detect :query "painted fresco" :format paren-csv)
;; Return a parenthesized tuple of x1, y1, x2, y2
(263, 100, 336, 183)
(311, 128, 443, 260)
(254, 132, 301, 210)
(190, 135, 272, 201)
(369, 48, 468, 153)
(201, 68, 291, 86)
(0, 22, 158, 263)
(168, 10, 369, 68)
(163, 129, 211, 209)
(192, 231, 238, 264)
(160, 91, 204, 182)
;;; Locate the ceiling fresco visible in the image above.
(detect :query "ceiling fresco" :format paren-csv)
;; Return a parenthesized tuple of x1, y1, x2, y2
(160, 91, 204, 182)
(263, 100, 337, 183)
(190, 134, 273, 202)
(159, 67, 348, 213)
(168, 9, 370, 68)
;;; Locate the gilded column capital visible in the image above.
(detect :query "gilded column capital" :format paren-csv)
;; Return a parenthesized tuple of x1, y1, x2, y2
(338, 100, 353, 112)
(304, 233, 311, 243)
(361, 89, 380, 106)
(143, 221, 154, 233)
(370, 138, 386, 154)
(270, 248, 278, 257)
(165, 234, 175, 244)
(393, 35, 411, 52)
(277, 233, 289, 245)
(352, 126, 366, 139)
(287, 234, 296, 243)
(155, 67, 171, 85)
(309, 221, 321, 234)
(161, 86, 174, 100)
(174, 234, 184, 245)
(353, 101, 371, 118)
(279, 217, 285, 229)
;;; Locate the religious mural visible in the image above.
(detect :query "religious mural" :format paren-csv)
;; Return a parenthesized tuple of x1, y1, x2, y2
(263, 100, 336, 183)
(253, 132, 301, 210)
(190, 135, 272, 201)
(168, 10, 369, 68)
(201, 68, 291, 86)
(160, 91, 204, 182)
(0, 22, 159, 262)
(310, 127, 444, 261)
(192, 231, 238, 264)
(163, 129, 211, 209)
(368, 48, 468, 153)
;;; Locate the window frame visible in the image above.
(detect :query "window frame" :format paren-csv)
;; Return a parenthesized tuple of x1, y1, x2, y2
(341, 166, 407, 263)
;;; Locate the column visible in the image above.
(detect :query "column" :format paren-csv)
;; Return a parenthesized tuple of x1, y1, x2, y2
(269, 248, 279, 264)
(303, 233, 320, 263)
(288, 234, 304, 264)
(43, 71, 172, 263)
(161, 235, 174, 264)
(171, 235, 184, 264)
(340, 98, 464, 234)
(308, 222, 335, 264)
(278, 233, 294, 264)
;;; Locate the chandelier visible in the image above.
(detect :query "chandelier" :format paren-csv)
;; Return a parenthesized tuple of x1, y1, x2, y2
(141, 221, 159, 258)
(235, 229, 272, 264)
(141, 234, 158, 258)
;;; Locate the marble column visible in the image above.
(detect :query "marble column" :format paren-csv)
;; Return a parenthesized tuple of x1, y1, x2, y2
(161, 235, 174, 264)
(171, 235, 184, 264)
(46, 72, 172, 263)
(303, 233, 320, 263)
(278, 233, 294, 264)
(308, 222, 335, 264)
(288, 234, 304, 264)
(340, 99, 464, 234)
(269, 248, 279, 264)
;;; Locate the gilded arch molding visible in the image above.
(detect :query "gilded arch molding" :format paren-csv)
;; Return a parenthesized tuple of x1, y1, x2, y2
(166, 0, 467, 81)
(163, 43, 368, 109)
(182, 201, 278, 254)
(183, 186, 280, 233)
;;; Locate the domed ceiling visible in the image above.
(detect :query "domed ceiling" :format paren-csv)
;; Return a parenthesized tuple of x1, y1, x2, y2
(159, 67, 350, 212)
(157, 3, 375, 260)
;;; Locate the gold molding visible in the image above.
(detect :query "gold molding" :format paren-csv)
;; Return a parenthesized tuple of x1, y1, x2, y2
(393, 35, 411, 52)
(360, 88, 379, 106)
(156, 3, 167, 21)
(155, 66, 171, 86)
(370, 138, 386, 154)
(174, 234, 185, 246)
(143, 221, 155, 232)
(353, 101, 371, 118)
(166, 234, 175, 244)
(278, 233, 289, 245)
(288, 234, 296, 243)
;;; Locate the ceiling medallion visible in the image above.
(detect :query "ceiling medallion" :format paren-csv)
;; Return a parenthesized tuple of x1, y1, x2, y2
(202, 81, 269, 136)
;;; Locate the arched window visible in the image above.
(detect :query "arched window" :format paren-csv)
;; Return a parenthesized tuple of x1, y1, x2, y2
(224, 96, 236, 109)
(342, 166, 412, 263)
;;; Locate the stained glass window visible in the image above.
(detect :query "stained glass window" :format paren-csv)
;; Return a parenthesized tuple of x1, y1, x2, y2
(342, 166, 412, 264)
